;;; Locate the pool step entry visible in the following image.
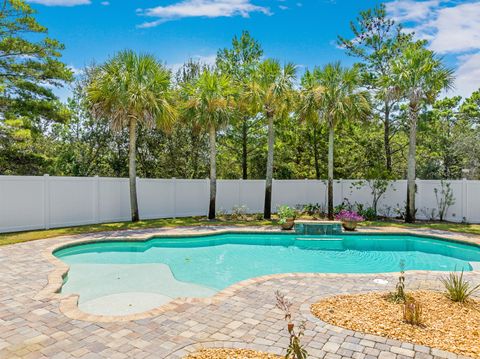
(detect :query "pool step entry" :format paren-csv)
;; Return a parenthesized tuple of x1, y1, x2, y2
(294, 220, 343, 235)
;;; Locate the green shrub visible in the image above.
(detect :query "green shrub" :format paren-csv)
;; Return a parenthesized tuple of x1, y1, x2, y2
(357, 205, 377, 221)
(277, 205, 296, 224)
(441, 270, 480, 302)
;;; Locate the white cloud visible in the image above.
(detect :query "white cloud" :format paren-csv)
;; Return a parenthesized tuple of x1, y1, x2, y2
(27, 0, 90, 6)
(68, 65, 84, 76)
(454, 52, 480, 98)
(428, 2, 480, 54)
(279, 5, 288, 10)
(100, 1, 109, 5)
(137, 0, 271, 28)
(386, 0, 480, 97)
(386, 0, 440, 22)
(387, 0, 480, 54)
(168, 54, 217, 74)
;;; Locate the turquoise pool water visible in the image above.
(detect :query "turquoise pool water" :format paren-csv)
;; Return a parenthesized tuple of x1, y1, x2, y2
(55, 233, 480, 315)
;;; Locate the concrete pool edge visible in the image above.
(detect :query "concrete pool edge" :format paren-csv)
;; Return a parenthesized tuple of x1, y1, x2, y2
(37, 225, 480, 323)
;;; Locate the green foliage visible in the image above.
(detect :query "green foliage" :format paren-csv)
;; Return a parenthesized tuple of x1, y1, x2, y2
(0, 0, 72, 174)
(338, 4, 412, 175)
(441, 270, 480, 303)
(277, 205, 296, 224)
(298, 203, 324, 218)
(3, 5, 480, 192)
(356, 204, 377, 221)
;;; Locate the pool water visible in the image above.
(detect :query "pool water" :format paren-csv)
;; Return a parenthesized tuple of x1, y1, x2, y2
(55, 233, 480, 315)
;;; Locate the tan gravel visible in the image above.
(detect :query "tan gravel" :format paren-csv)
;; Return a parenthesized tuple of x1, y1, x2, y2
(311, 290, 480, 359)
(184, 348, 281, 359)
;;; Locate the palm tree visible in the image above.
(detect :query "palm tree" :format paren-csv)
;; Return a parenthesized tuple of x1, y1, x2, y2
(85, 50, 176, 222)
(299, 63, 370, 220)
(183, 68, 235, 219)
(389, 41, 454, 223)
(248, 59, 296, 219)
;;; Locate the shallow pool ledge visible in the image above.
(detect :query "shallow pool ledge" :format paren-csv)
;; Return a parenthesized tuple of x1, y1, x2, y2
(294, 220, 343, 235)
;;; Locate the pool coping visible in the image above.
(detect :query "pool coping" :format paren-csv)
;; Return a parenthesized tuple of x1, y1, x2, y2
(36, 225, 480, 323)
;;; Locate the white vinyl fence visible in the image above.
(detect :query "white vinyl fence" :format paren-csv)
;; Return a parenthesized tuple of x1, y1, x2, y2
(1, 175, 479, 233)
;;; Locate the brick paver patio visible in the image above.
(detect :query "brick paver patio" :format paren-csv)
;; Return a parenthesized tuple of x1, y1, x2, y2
(0, 226, 479, 359)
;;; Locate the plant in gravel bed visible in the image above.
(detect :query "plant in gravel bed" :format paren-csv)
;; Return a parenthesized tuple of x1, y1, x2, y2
(275, 291, 308, 359)
(403, 298, 423, 326)
(387, 260, 407, 303)
(441, 270, 480, 303)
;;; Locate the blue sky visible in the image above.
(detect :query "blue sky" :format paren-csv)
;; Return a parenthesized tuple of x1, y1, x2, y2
(27, 0, 480, 100)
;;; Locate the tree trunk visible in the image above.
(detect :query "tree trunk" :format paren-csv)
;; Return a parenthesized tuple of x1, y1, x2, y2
(128, 119, 139, 222)
(384, 101, 392, 173)
(313, 127, 320, 180)
(264, 113, 275, 219)
(327, 123, 334, 220)
(208, 125, 217, 220)
(242, 118, 248, 179)
(405, 102, 418, 223)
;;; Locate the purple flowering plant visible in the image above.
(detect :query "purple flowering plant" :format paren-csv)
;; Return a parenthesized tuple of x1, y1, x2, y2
(335, 210, 364, 222)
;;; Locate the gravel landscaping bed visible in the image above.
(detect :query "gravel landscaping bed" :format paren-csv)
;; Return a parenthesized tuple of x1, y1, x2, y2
(183, 348, 281, 359)
(311, 290, 480, 359)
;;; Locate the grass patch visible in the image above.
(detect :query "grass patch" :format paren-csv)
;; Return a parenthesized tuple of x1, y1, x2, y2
(0, 216, 275, 246)
(361, 220, 480, 236)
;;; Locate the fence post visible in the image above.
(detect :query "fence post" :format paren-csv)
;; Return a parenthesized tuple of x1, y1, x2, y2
(43, 174, 50, 229)
(339, 179, 344, 205)
(93, 175, 100, 223)
(172, 177, 177, 219)
(416, 179, 422, 219)
(238, 178, 242, 209)
(462, 178, 468, 222)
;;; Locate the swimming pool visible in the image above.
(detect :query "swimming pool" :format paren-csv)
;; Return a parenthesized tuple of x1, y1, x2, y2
(55, 233, 480, 315)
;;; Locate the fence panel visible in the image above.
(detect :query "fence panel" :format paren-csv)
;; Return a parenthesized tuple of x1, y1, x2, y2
(1, 176, 479, 233)
(138, 178, 175, 219)
(237, 180, 264, 213)
(466, 181, 480, 223)
(0, 176, 45, 232)
(98, 178, 130, 223)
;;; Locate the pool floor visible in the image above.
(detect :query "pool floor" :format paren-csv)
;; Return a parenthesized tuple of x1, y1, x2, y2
(55, 233, 480, 315)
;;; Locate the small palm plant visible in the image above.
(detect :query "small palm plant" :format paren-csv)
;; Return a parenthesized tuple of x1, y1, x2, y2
(275, 291, 308, 359)
(388, 260, 407, 303)
(441, 270, 480, 303)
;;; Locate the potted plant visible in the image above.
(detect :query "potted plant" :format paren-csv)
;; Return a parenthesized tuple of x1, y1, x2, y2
(278, 205, 296, 230)
(335, 210, 364, 231)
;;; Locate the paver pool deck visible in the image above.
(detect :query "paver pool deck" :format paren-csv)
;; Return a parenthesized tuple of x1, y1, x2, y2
(0, 225, 479, 359)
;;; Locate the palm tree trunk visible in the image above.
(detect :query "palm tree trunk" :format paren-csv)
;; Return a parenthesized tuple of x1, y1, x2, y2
(384, 101, 392, 173)
(405, 102, 418, 223)
(264, 112, 275, 219)
(242, 118, 248, 180)
(327, 123, 334, 220)
(128, 119, 139, 222)
(208, 124, 217, 220)
(313, 127, 320, 180)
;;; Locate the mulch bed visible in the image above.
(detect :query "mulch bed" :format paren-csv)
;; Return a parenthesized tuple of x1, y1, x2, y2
(311, 290, 480, 358)
(184, 348, 281, 359)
